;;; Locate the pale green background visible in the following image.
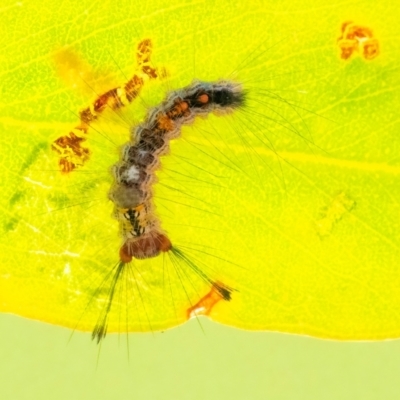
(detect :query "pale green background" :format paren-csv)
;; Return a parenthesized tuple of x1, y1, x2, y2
(1, 315, 400, 399)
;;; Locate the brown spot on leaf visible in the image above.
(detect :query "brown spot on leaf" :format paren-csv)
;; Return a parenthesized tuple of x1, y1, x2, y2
(316, 192, 355, 237)
(337, 22, 379, 60)
(52, 39, 162, 174)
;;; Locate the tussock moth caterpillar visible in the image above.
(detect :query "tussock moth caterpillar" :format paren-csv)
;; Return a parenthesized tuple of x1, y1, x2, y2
(90, 80, 245, 341)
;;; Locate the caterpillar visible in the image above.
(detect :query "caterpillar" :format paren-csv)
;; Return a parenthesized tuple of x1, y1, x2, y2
(92, 80, 244, 342)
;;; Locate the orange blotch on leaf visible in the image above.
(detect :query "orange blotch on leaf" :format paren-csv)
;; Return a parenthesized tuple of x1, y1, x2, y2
(187, 282, 232, 318)
(337, 21, 379, 61)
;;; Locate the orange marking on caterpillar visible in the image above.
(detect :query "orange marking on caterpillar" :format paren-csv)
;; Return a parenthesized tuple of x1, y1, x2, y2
(157, 113, 176, 131)
(187, 282, 232, 318)
(52, 39, 161, 174)
(337, 22, 379, 61)
(166, 100, 190, 119)
(197, 93, 209, 104)
(119, 231, 172, 262)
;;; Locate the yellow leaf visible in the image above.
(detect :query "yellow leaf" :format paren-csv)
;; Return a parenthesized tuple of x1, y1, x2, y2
(1, 0, 399, 340)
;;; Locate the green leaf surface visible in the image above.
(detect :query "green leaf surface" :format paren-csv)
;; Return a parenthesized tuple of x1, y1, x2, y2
(1, 0, 399, 340)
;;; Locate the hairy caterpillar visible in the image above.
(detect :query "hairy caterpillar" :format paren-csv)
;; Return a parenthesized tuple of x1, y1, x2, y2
(91, 80, 247, 341)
